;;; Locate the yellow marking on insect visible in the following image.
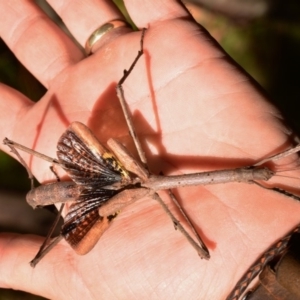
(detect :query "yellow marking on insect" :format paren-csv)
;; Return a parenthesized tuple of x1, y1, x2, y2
(103, 152, 130, 179)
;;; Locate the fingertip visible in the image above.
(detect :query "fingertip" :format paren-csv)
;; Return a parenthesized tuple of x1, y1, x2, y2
(0, 84, 33, 143)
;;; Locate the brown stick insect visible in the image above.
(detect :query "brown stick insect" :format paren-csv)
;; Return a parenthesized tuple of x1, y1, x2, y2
(3, 29, 300, 276)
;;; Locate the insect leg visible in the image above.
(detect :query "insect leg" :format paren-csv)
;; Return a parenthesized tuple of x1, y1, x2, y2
(253, 181, 300, 202)
(254, 144, 300, 166)
(30, 234, 64, 268)
(3, 138, 59, 166)
(50, 165, 60, 182)
(3, 138, 36, 189)
(3, 138, 66, 266)
(152, 192, 210, 260)
(30, 204, 65, 268)
(115, 28, 147, 166)
(167, 189, 209, 257)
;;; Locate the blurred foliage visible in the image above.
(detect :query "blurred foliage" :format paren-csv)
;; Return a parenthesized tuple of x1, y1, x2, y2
(0, 0, 300, 299)
(0, 40, 46, 102)
(113, 0, 137, 29)
(0, 151, 33, 191)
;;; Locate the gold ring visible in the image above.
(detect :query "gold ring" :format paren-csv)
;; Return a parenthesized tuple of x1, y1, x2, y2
(85, 20, 129, 55)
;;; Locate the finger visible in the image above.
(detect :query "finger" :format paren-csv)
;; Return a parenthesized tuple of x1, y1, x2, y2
(0, 1, 83, 88)
(48, 0, 129, 48)
(0, 233, 65, 299)
(125, 0, 191, 27)
(0, 84, 33, 144)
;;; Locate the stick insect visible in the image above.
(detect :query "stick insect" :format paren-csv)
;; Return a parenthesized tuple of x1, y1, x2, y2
(3, 29, 300, 294)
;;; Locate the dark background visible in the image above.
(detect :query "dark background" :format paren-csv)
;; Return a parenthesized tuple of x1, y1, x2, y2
(0, 0, 299, 299)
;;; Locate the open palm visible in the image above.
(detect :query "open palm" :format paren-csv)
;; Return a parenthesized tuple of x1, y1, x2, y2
(0, 1, 300, 299)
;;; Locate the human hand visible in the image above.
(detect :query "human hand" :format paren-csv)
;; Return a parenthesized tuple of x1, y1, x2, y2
(1, 1, 300, 299)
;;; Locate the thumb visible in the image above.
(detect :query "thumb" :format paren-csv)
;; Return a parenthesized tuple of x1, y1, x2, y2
(0, 233, 68, 299)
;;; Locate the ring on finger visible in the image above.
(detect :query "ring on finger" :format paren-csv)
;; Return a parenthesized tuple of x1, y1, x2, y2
(85, 20, 130, 55)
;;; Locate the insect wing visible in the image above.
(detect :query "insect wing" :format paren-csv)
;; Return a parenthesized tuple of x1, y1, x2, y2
(57, 122, 129, 186)
(61, 187, 119, 254)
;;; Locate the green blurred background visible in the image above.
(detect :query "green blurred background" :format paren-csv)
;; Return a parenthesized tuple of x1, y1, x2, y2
(0, 0, 300, 299)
